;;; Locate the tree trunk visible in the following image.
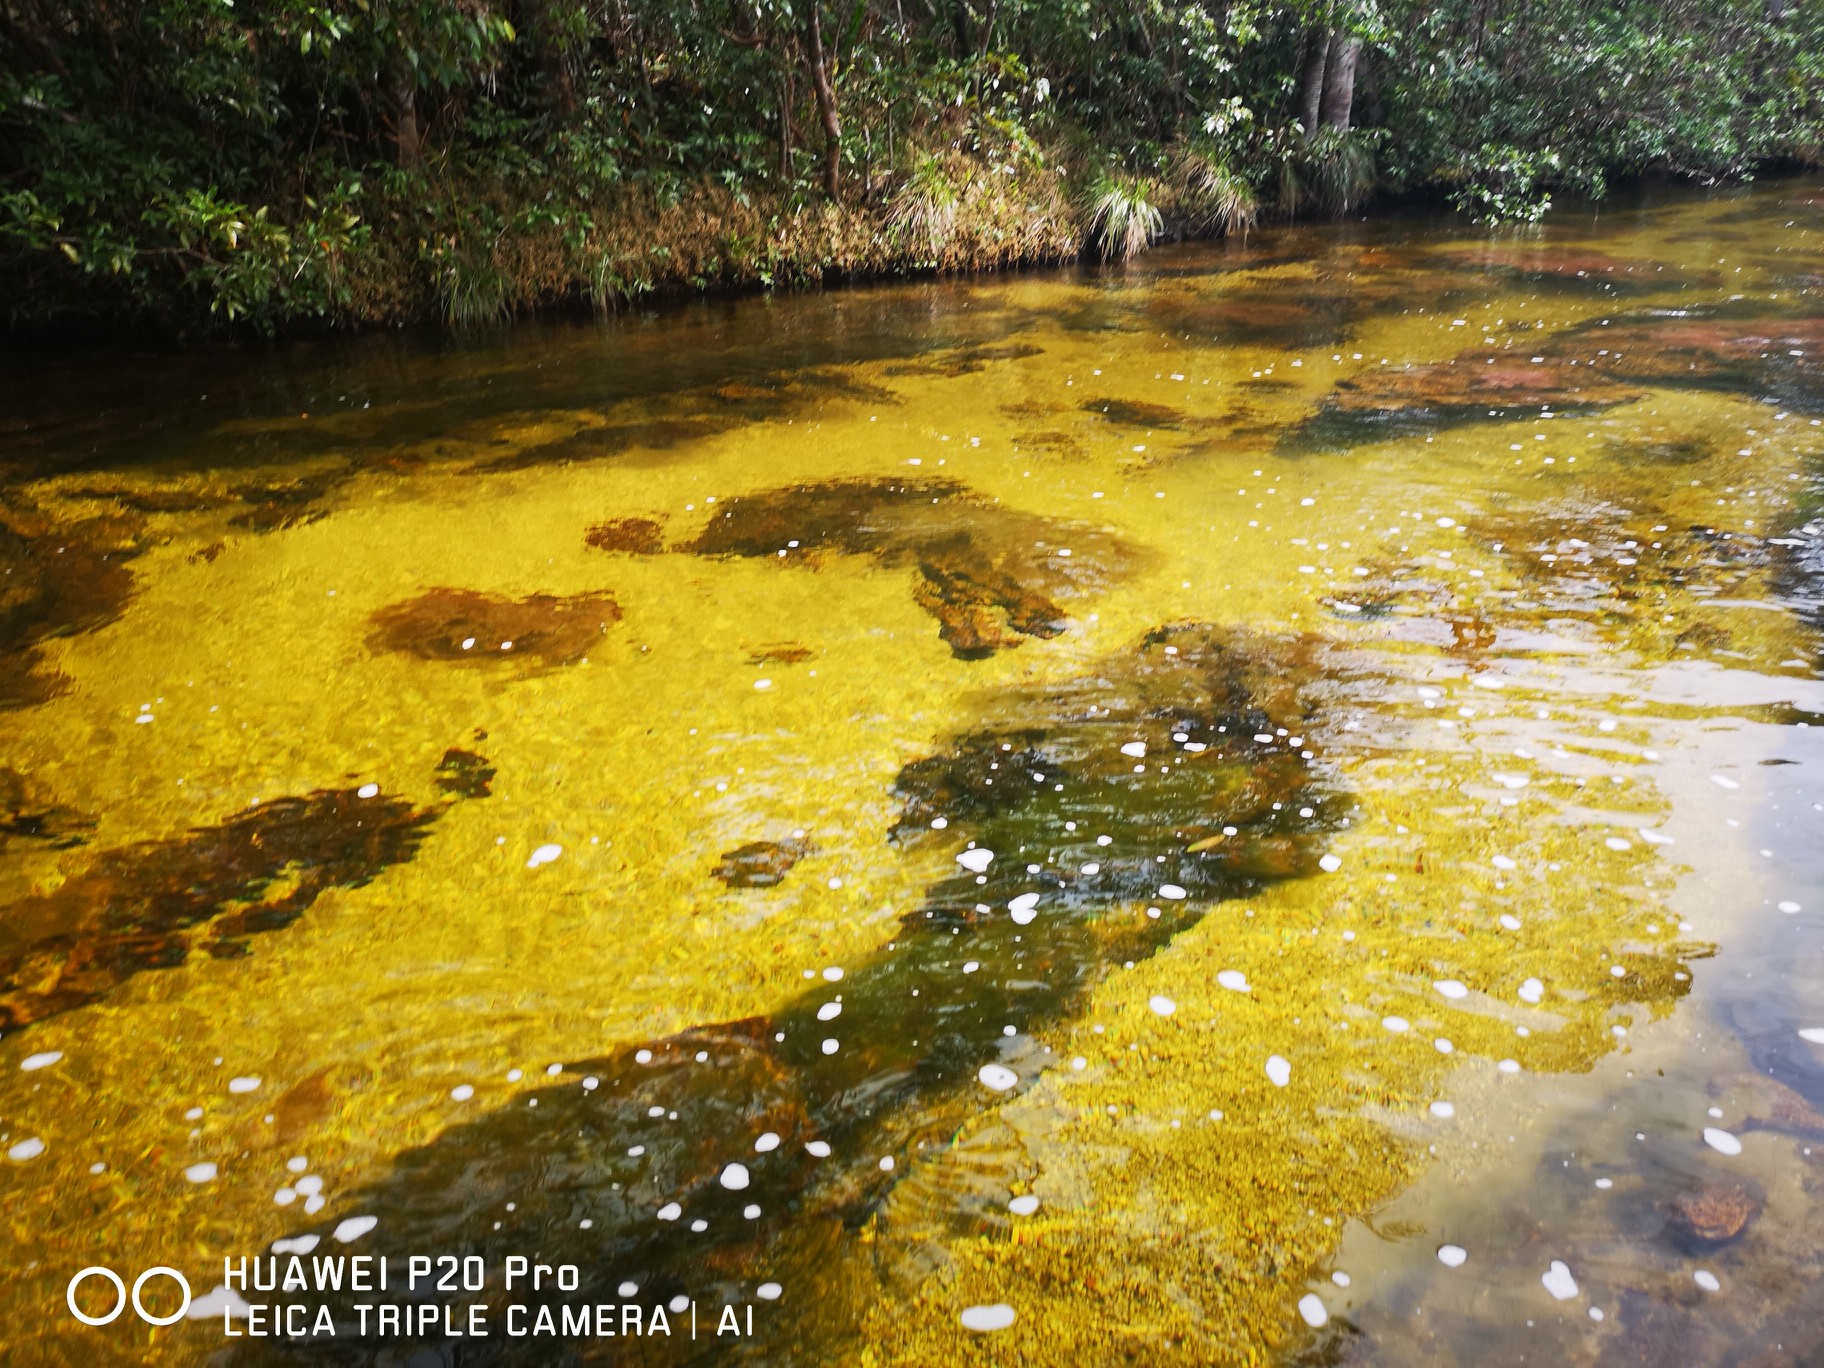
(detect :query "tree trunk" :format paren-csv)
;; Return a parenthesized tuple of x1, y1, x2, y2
(803, 4, 842, 200)
(530, 0, 577, 117)
(779, 70, 795, 179)
(1319, 33, 1359, 131)
(1296, 30, 1328, 134)
(390, 63, 422, 167)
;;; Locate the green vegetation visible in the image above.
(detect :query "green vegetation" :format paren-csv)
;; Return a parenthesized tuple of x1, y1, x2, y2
(2, 0, 1819, 331)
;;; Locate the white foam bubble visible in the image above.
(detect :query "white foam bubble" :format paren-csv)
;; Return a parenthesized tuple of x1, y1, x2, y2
(1497, 1059, 1521, 1074)
(20, 1051, 62, 1071)
(979, 1063, 1019, 1091)
(333, 1215, 377, 1243)
(1694, 1270, 1720, 1292)
(656, 1202, 682, 1221)
(755, 1132, 780, 1152)
(1159, 883, 1188, 899)
(1780, 901, 1802, 914)
(1435, 980, 1469, 1000)
(1499, 914, 1522, 931)
(1710, 775, 1740, 790)
(1438, 1245, 1467, 1268)
(1149, 995, 1177, 1016)
(1541, 1260, 1579, 1300)
(1266, 1055, 1291, 1088)
(357, 783, 380, 799)
(1217, 970, 1249, 992)
(956, 848, 995, 873)
(1383, 1016, 1410, 1033)
(451, 1084, 475, 1101)
(185, 1162, 218, 1183)
(1008, 1195, 1040, 1216)
(526, 843, 563, 869)
(817, 1002, 842, 1021)
(1297, 1293, 1328, 1327)
(8, 1137, 45, 1162)
(1120, 741, 1147, 758)
(756, 1282, 782, 1301)
(272, 1235, 319, 1255)
(1319, 854, 1342, 873)
(961, 1304, 1016, 1332)
(1703, 1127, 1743, 1156)
(1492, 855, 1517, 871)
(720, 1163, 750, 1191)
(805, 1141, 831, 1158)
(1799, 1028, 1824, 1044)
(1008, 893, 1040, 923)
(1519, 977, 1544, 1004)
(229, 1076, 260, 1094)
(1430, 1101, 1456, 1119)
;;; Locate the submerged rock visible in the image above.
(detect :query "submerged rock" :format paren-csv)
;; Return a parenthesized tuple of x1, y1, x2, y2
(883, 341, 1045, 377)
(1295, 307, 1824, 450)
(0, 785, 446, 1031)
(1666, 1183, 1762, 1248)
(1429, 244, 1684, 292)
(583, 517, 667, 554)
(1081, 398, 1187, 430)
(680, 478, 1144, 658)
(1563, 310, 1824, 410)
(712, 837, 813, 889)
(1290, 352, 1643, 449)
(367, 588, 621, 667)
(269, 624, 1336, 1359)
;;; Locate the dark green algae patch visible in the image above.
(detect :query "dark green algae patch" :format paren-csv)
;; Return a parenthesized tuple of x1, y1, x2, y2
(249, 623, 1341, 1363)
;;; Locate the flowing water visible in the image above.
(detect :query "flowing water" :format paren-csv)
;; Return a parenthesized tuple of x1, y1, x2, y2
(2, 179, 1822, 1366)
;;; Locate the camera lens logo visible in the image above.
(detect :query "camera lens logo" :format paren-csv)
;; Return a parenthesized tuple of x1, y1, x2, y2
(67, 1266, 192, 1326)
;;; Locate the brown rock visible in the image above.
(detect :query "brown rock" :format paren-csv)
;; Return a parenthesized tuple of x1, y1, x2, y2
(713, 838, 812, 889)
(1666, 1182, 1761, 1246)
(584, 517, 666, 554)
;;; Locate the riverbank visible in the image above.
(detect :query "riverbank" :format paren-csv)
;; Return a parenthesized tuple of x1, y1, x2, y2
(5, 1, 1818, 339)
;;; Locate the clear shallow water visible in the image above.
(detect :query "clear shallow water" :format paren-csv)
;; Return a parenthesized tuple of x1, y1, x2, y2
(1, 179, 1822, 1366)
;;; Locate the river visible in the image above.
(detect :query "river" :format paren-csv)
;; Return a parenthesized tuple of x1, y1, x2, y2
(2, 177, 1822, 1366)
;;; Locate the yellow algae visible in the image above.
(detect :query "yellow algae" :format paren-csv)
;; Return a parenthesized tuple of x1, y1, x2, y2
(0, 180, 1820, 1366)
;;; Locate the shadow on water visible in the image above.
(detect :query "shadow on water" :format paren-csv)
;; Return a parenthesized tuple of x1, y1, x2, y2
(250, 622, 1343, 1364)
